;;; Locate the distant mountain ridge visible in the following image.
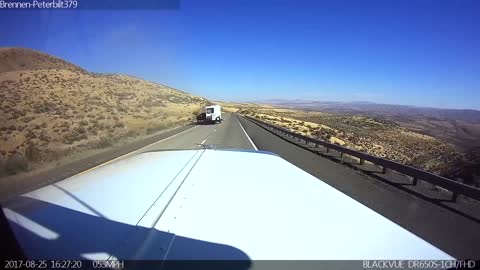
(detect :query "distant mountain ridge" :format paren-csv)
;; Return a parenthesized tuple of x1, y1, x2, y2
(255, 99, 480, 151)
(258, 99, 480, 124)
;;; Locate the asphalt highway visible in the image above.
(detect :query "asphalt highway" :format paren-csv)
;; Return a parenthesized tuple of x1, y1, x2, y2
(137, 112, 256, 152)
(1, 112, 478, 258)
(0, 113, 255, 201)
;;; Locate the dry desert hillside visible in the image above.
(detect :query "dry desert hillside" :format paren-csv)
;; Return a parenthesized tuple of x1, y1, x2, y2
(0, 47, 209, 177)
(227, 103, 479, 186)
(0, 47, 86, 73)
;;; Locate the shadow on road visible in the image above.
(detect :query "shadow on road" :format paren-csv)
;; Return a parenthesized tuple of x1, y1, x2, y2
(1, 196, 251, 269)
(195, 121, 217, 125)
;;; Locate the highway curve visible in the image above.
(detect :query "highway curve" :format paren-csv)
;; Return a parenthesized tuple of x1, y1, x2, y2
(1, 112, 479, 259)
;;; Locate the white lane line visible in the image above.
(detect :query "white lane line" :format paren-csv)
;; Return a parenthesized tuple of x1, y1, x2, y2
(236, 115, 258, 150)
(200, 139, 207, 144)
(74, 125, 199, 177)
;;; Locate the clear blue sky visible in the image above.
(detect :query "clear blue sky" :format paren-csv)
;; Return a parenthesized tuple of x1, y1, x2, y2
(1, 0, 479, 109)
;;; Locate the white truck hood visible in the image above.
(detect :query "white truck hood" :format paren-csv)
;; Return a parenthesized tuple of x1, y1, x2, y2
(2, 149, 453, 261)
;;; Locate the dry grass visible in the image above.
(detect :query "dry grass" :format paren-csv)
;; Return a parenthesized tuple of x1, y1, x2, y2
(0, 47, 209, 177)
(0, 47, 86, 73)
(231, 103, 468, 180)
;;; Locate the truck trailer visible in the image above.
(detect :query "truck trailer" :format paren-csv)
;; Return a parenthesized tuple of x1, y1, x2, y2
(204, 105, 222, 124)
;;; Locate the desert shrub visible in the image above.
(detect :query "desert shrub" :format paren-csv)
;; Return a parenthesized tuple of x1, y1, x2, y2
(79, 120, 89, 126)
(114, 121, 125, 128)
(63, 127, 88, 144)
(34, 101, 56, 113)
(95, 123, 106, 130)
(39, 132, 50, 143)
(75, 127, 86, 134)
(87, 126, 98, 135)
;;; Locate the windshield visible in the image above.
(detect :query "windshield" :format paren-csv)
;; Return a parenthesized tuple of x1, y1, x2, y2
(0, 0, 479, 263)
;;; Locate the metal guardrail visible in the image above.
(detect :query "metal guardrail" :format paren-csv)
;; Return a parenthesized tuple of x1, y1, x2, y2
(244, 115, 480, 202)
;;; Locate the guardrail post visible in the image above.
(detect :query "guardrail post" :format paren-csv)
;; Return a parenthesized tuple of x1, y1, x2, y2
(359, 159, 365, 165)
(326, 148, 330, 153)
(451, 192, 458, 203)
(381, 166, 387, 174)
(315, 143, 319, 148)
(340, 152, 344, 158)
(412, 177, 418, 185)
